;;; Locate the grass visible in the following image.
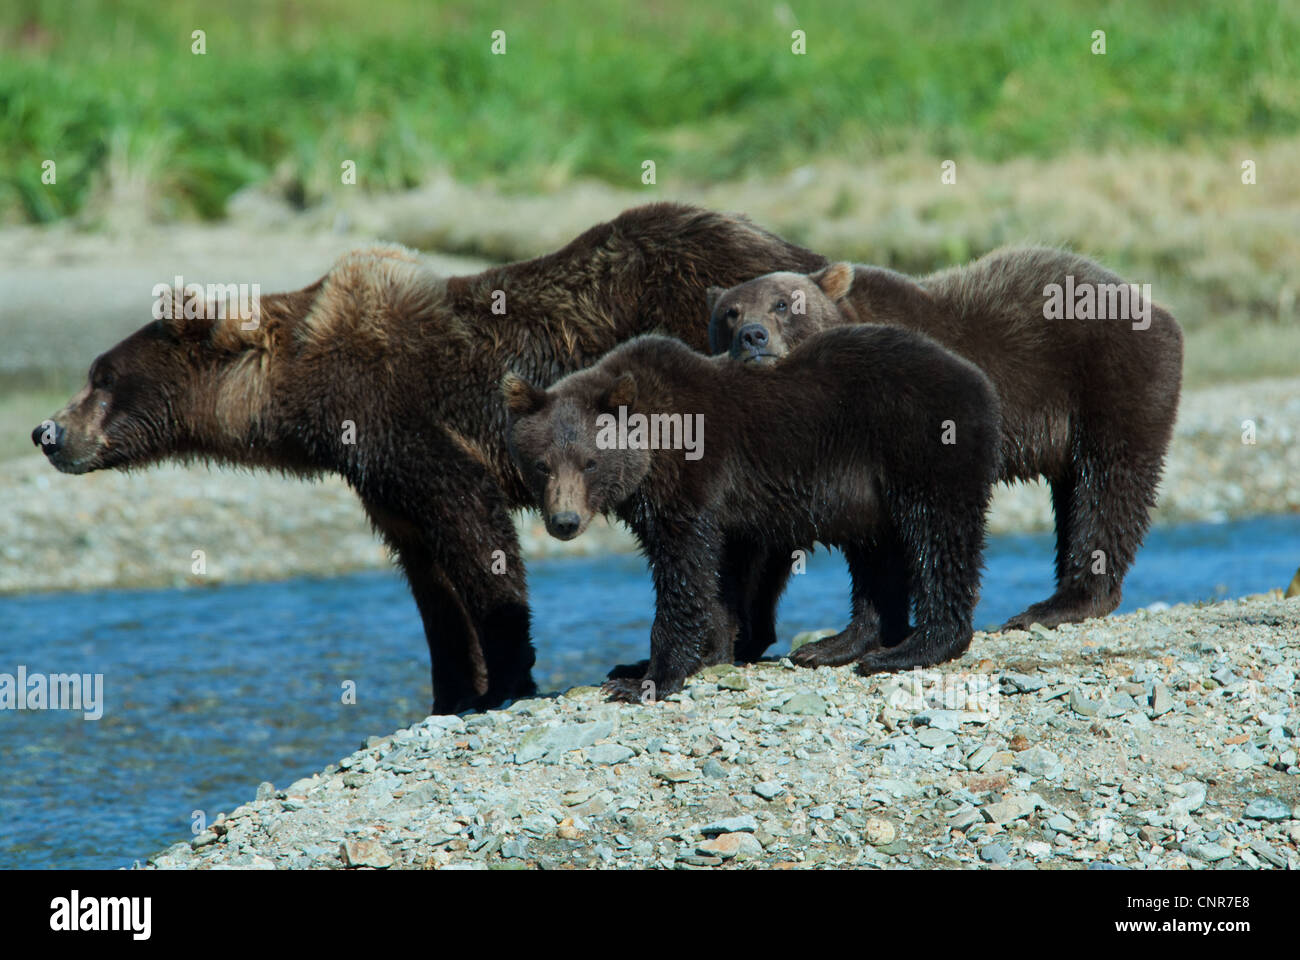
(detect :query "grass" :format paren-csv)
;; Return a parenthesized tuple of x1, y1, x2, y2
(2, 0, 1298, 222)
(0, 387, 76, 461)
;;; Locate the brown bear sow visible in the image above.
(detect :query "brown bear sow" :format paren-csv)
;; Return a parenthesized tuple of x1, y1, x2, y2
(31, 203, 828, 714)
(504, 327, 1001, 700)
(706, 249, 1184, 666)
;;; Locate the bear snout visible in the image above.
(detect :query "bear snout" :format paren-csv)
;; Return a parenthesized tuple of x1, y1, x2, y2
(31, 420, 66, 454)
(546, 511, 582, 540)
(733, 323, 774, 361)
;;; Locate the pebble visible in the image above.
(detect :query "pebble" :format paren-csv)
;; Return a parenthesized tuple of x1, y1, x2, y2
(1181, 841, 1231, 863)
(779, 693, 828, 717)
(980, 842, 1011, 864)
(699, 816, 758, 836)
(586, 743, 635, 765)
(697, 833, 763, 860)
(340, 839, 393, 869)
(1168, 782, 1206, 816)
(1242, 798, 1290, 822)
(864, 818, 895, 845)
(1015, 746, 1063, 780)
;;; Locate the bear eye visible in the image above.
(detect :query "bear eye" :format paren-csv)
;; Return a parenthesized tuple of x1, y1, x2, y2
(724, 307, 739, 321)
(583, 458, 597, 473)
(774, 300, 788, 313)
(91, 367, 115, 390)
(534, 460, 551, 477)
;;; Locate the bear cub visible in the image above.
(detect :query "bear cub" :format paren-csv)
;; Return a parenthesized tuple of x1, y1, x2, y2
(505, 327, 1001, 701)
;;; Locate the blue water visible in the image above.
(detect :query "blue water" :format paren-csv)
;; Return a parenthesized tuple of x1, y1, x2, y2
(1, 513, 1298, 869)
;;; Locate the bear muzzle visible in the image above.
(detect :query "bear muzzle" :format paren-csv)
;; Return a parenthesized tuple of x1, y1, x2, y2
(546, 511, 583, 541)
(732, 323, 779, 363)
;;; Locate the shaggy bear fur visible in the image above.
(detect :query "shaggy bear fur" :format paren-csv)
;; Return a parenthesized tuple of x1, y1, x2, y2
(32, 203, 827, 714)
(706, 250, 1183, 666)
(505, 327, 1001, 699)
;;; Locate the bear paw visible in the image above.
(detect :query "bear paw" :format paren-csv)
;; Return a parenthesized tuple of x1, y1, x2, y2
(791, 628, 878, 668)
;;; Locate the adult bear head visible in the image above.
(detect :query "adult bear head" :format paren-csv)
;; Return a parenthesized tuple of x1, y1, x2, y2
(706, 262, 854, 363)
(30, 283, 306, 474)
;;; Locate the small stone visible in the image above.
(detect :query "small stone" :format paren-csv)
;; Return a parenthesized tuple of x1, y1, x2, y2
(255, 781, 275, 801)
(947, 808, 984, 831)
(1242, 798, 1290, 822)
(1024, 841, 1052, 859)
(699, 816, 759, 836)
(1249, 840, 1286, 868)
(1181, 841, 1230, 863)
(808, 804, 835, 820)
(966, 745, 996, 770)
(562, 785, 598, 806)
(340, 839, 393, 869)
(917, 727, 956, 749)
(585, 743, 635, 765)
(652, 767, 701, 783)
(1168, 782, 1206, 815)
(701, 758, 728, 779)
(1046, 813, 1075, 835)
(1138, 826, 1166, 845)
(982, 795, 1035, 824)
(500, 839, 529, 860)
(980, 842, 1011, 864)
(864, 818, 896, 845)
(1014, 746, 1064, 780)
(753, 781, 785, 801)
(698, 832, 764, 860)
(1149, 684, 1173, 717)
(779, 693, 828, 717)
(1070, 688, 1102, 717)
(190, 831, 219, 849)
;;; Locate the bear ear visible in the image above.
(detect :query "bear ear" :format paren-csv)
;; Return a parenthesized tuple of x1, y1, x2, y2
(603, 371, 637, 412)
(502, 371, 548, 417)
(811, 262, 854, 301)
(705, 286, 727, 315)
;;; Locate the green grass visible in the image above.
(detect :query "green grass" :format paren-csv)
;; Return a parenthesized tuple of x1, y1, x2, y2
(2, 0, 1297, 222)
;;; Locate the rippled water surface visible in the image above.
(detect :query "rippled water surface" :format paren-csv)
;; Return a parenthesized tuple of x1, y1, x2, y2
(2, 513, 1298, 868)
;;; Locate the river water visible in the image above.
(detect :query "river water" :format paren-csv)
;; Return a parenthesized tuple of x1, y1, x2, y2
(1, 513, 1297, 868)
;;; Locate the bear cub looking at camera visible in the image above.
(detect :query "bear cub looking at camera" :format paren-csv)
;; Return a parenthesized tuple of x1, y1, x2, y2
(504, 326, 1001, 701)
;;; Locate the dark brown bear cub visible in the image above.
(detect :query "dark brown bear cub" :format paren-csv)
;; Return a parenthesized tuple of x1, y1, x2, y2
(707, 249, 1184, 659)
(505, 327, 1001, 701)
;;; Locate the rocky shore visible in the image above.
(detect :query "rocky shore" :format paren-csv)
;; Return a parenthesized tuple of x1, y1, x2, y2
(145, 594, 1300, 870)
(4, 375, 1298, 594)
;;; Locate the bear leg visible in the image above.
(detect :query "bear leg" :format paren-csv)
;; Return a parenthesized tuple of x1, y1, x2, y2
(383, 486, 537, 714)
(1001, 435, 1167, 632)
(603, 519, 729, 703)
(857, 499, 981, 675)
(731, 544, 794, 662)
(792, 539, 909, 668)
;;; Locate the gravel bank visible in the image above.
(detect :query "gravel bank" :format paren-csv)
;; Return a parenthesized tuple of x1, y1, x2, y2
(145, 595, 1300, 870)
(3, 375, 1298, 594)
